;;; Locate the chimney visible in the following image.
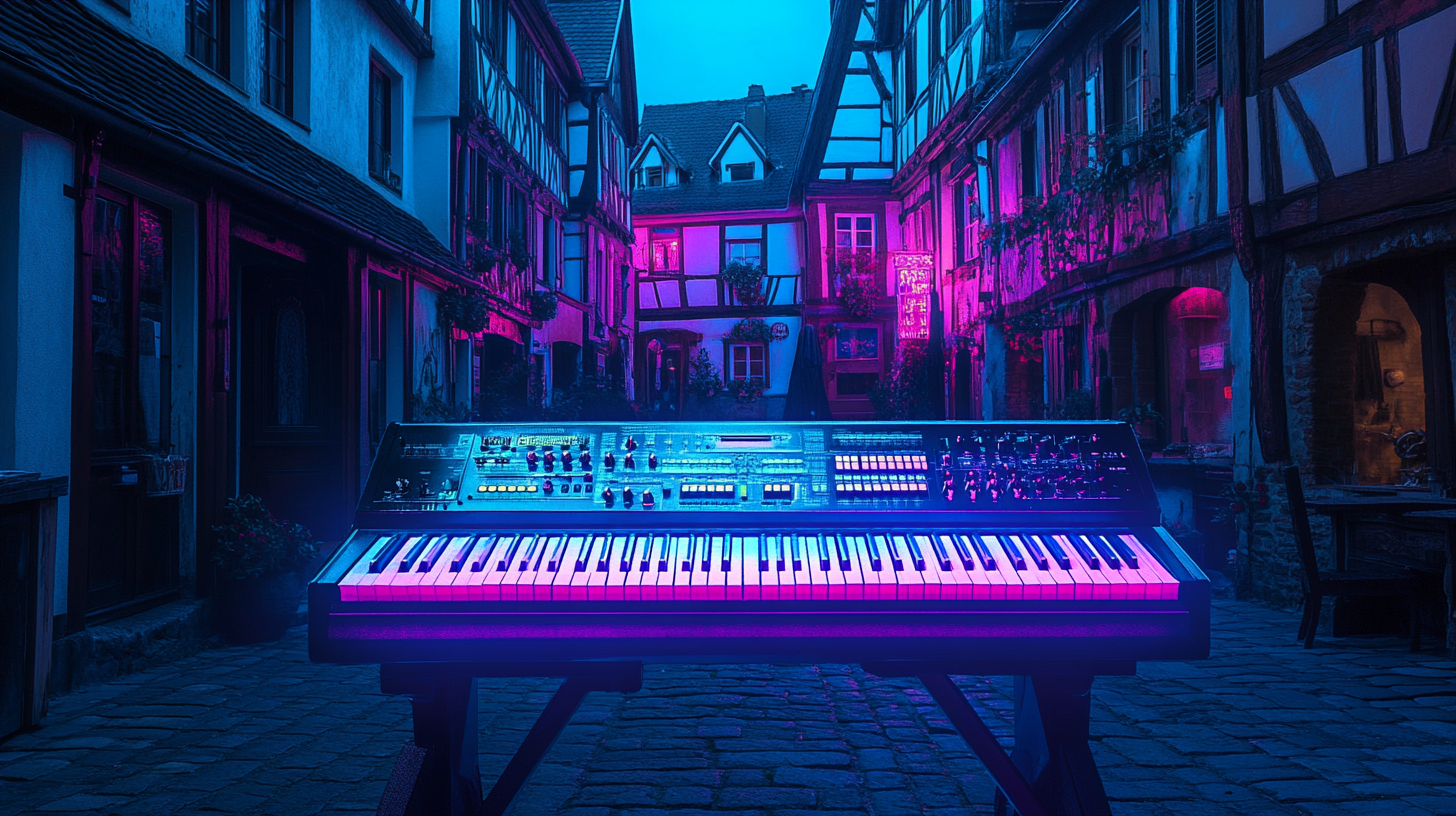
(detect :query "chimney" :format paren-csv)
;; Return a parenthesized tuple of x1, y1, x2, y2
(792, 84, 809, 96)
(745, 84, 766, 142)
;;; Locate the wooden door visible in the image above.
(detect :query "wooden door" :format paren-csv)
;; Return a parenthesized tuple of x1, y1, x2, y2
(240, 263, 347, 546)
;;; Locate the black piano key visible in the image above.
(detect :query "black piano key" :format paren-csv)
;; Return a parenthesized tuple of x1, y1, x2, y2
(902, 534, 927, 570)
(1108, 534, 1140, 569)
(812, 534, 830, 571)
(418, 535, 453, 572)
(577, 535, 602, 572)
(655, 535, 672, 572)
(450, 536, 483, 572)
(1017, 534, 1050, 570)
(775, 535, 786, 571)
(399, 534, 434, 572)
(789, 535, 802, 570)
(947, 533, 976, 569)
(520, 535, 548, 570)
(471, 536, 499, 572)
(962, 534, 996, 570)
(928, 535, 954, 571)
(681, 535, 697, 572)
(717, 535, 731, 572)
(617, 535, 637, 572)
(598, 535, 621, 572)
(1087, 535, 1121, 569)
(498, 535, 523, 571)
(546, 535, 573, 572)
(1037, 534, 1073, 570)
(883, 535, 905, 570)
(864, 535, 884, 572)
(997, 535, 1028, 570)
(701, 535, 715, 572)
(755, 536, 769, 571)
(833, 535, 852, 569)
(1067, 534, 1100, 569)
(368, 535, 408, 574)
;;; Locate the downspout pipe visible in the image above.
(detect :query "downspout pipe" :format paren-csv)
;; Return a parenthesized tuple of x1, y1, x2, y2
(0, 57, 463, 280)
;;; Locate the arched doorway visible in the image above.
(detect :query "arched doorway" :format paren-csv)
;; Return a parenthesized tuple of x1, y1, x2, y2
(636, 329, 700, 420)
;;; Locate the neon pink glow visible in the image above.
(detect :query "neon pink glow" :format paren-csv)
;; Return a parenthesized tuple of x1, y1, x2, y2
(893, 251, 934, 340)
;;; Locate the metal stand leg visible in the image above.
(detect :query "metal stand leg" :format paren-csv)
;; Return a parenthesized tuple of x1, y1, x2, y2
(919, 674, 1048, 816)
(380, 663, 641, 816)
(1011, 676, 1111, 816)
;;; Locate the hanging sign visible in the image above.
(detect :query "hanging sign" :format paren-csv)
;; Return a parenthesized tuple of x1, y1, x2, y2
(1197, 343, 1225, 371)
(892, 251, 934, 340)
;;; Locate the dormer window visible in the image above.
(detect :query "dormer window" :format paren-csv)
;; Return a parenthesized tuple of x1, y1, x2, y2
(645, 167, 663, 187)
(727, 163, 754, 182)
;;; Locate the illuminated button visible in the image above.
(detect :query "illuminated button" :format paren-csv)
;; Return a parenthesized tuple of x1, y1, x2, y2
(526, 485, 537, 492)
(477, 485, 488, 493)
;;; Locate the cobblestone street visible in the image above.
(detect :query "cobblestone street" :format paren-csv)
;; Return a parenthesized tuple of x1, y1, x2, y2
(0, 599, 1453, 816)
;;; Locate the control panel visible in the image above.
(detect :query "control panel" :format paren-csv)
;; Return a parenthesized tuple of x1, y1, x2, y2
(359, 421, 1154, 514)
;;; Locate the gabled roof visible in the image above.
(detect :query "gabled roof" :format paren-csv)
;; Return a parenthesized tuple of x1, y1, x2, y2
(632, 89, 814, 215)
(0, 0, 458, 271)
(630, 133, 685, 174)
(547, 0, 623, 83)
(707, 122, 772, 171)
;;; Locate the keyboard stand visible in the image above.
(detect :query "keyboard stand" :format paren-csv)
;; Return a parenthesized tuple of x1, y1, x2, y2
(865, 661, 1130, 816)
(378, 661, 644, 816)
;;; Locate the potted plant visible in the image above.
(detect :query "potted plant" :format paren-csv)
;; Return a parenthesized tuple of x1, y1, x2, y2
(529, 289, 559, 322)
(1117, 401, 1164, 451)
(212, 495, 319, 644)
(720, 260, 766, 305)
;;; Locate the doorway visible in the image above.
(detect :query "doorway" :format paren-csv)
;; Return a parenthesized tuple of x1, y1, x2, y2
(239, 256, 347, 545)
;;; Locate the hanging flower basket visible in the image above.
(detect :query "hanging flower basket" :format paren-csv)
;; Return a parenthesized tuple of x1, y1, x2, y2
(508, 227, 533, 271)
(529, 289, 559, 322)
(726, 376, 766, 403)
(727, 318, 774, 344)
(439, 287, 491, 334)
(720, 261, 766, 305)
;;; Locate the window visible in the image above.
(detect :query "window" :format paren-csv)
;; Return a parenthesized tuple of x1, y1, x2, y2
(563, 221, 585, 294)
(1020, 125, 1041, 199)
(261, 0, 293, 116)
(541, 215, 555, 283)
(186, 0, 229, 76)
(516, 36, 539, 109)
(645, 167, 664, 187)
(959, 176, 980, 263)
(835, 214, 875, 253)
(729, 344, 766, 381)
(489, 170, 506, 246)
(726, 239, 762, 267)
(835, 327, 880, 360)
(727, 163, 754, 182)
(544, 81, 563, 146)
(649, 228, 680, 272)
(1121, 31, 1142, 133)
(369, 63, 395, 186)
(473, 0, 508, 65)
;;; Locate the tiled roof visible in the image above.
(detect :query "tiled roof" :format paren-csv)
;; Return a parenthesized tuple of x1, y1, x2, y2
(0, 0, 459, 271)
(633, 90, 813, 216)
(547, 0, 622, 84)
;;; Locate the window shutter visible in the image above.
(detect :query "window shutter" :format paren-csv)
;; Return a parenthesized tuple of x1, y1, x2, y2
(1193, 0, 1218, 69)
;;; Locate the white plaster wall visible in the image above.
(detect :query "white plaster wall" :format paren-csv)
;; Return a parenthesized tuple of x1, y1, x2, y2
(683, 226, 719, 275)
(1263, 0, 1325, 57)
(1274, 92, 1318, 193)
(82, 0, 427, 216)
(0, 121, 76, 615)
(1289, 48, 1366, 177)
(413, 0, 462, 245)
(718, 133, 763, 182)
(766, 221, 803, 286)
(637, 317, 801, 396)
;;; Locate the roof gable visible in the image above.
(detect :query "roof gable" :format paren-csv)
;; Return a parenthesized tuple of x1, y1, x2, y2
(708, 122, 771, 171)
(546, 0, 622, 84)
(630, 133, 682, 173)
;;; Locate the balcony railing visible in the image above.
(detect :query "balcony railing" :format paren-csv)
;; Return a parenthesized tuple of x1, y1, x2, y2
(636, 272, 801, 312)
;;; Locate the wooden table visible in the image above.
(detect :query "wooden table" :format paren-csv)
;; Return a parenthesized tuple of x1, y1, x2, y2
(1302, 490, 1456, 571)
(1305, 490, 1456, 650)
(1407, 509, 1456, 657)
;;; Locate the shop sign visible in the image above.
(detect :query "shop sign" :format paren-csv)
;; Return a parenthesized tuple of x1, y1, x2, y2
(1198, 343, 1226, 371)
(892, 251, 934, 340)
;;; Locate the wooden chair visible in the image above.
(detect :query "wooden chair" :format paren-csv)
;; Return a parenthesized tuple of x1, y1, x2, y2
(1284, 465, 1439, 651)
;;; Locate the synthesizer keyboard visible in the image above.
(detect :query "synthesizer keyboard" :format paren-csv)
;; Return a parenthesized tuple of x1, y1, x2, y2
(310, 421, 1210, 816)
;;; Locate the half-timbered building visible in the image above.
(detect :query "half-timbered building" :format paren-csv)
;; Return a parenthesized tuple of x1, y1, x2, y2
(629, 86, 812, 419)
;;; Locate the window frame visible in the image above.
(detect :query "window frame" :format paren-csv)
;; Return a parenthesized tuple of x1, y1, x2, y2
(645, 166, 664, 187)
(1120, 28, 1143, 134)
(726, 162, 755, 182)
(186, 0, 230, 78)
(728, 343, 767, 383)
(834, 214, 876, 254)
(261, 0, 294, 117)
(648, 227, 681, 274)
(368, 62, 394, 185)
(833, 325, 881, 362)
(725, 238, 763, 268)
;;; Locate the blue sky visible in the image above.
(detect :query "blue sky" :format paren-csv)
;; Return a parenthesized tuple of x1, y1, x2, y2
(630, 0, 831, 109)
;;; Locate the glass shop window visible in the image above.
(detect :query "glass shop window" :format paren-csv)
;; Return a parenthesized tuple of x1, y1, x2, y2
(1165, 287, 1231, 449)
(649, 228, 680, 273)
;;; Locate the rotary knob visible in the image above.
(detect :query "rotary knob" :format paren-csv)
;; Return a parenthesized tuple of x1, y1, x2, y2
(625, 436, 638, 451)
(526, 451, 539, 467)
(623, 487, 635, 507)
(624, 453, 635, 469)
(648, 453, 658, 469)
(543, 479, 554, 495)
(562, 451, 573, 465)
(544, 451, 556, 466)
(580, 451, 591, 468)
(642, 490, 655, 508)
(601, 487, 614, 505)
(604, 451, 615, 469)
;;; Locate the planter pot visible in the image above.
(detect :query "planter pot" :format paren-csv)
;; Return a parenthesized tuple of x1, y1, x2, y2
(217, 572, 302, 644)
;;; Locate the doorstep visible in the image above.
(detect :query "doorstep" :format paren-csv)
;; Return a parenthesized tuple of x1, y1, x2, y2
(48, 598, 217, 698)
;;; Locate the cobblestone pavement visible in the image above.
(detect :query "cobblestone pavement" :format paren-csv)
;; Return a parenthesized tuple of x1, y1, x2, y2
(1, 599, 1454, 816)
